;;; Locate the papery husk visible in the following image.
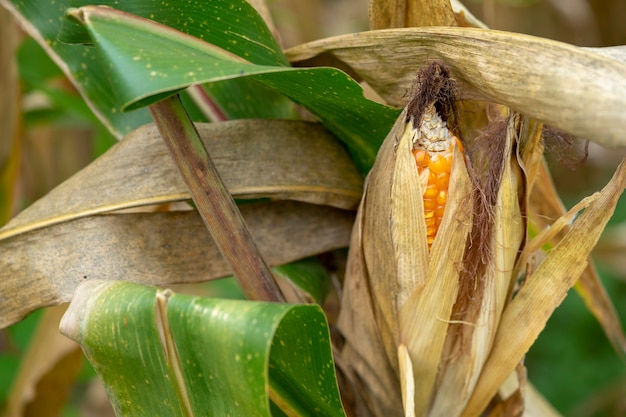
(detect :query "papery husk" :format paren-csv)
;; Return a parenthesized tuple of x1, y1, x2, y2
(400, 128, 473, 417)
(462, 157, 626, 417)
(428, 114, 527, 417)
(338, 107, 473, 417)
(285, 27, 626, 149)
(525, 159, 626, 355)
(338, 103, 559, 417)
(338, 115, 410, 417)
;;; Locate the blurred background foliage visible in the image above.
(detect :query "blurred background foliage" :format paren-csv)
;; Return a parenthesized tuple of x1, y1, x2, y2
(1, 0, 625, 416)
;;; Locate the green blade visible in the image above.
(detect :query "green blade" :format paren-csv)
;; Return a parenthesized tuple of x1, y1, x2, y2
(61, 0, 288, 67)
(68, 5, 399, 173)
(274, 258, 333, 305)
(5, 0, 290, 136)
(60, 280, 347, 417)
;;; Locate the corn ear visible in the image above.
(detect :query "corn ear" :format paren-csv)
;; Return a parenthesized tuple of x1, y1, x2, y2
(337, 77, 475, 416)
(400, 126, 472, 416)
(338, 63, 543, 416)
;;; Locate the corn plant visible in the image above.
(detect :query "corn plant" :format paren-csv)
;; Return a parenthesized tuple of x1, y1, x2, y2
(1, 0, 625, 416)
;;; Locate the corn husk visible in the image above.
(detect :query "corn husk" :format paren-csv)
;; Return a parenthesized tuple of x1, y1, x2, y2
(338, 100, 524, 416)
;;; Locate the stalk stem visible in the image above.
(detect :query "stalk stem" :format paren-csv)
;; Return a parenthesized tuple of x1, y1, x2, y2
(150, 96, 285, 303)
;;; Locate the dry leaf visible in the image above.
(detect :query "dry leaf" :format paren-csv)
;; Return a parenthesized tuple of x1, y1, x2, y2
(339, 63, 523, 417)
(428, 115, 526, 417)
(0, 201, 354, 328)
(369, 0, 456, 29)
(463, 157, 626, 417)
(527, 160, 626, 355)
(4, 305, 83, 417)
(285, 27, 626, 148)
(0, 119, 362, 241)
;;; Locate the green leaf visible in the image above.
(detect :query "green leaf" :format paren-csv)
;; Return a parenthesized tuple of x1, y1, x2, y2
(15, 37, 118, 156)
(60, 280, 346, 417)
(62, 0, 299, 121)
(274, 258, 333, 305)
(62, 0, 288, 67)
(5, 0, 289, 136)
(4, 0, 151, 137)
(16, 38, 64, 90)
(251, 70, 399, 173)
(200, 78, 299, 120)
(68, 5, 399, 172)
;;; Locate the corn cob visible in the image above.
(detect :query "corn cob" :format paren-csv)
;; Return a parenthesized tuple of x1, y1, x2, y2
(411, 107, 463, 247)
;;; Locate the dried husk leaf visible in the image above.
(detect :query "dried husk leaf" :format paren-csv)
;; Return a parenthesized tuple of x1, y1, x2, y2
(337, 220, 404, 417)
(526, 160, 626, 355)
(523, 383, 563, 417)
(585, 46, 626, 64)
(463, 156, 626, 417)
(428, 115, 526, 417)
(0, 119, 362, 241)
(496, 372, 563, 417)
(400, 138, 472, 417)
(572, 263, 626, 356)
(285, 27, 626, 148)
(449, 0, 488, 29)
(338, 115, 409, 417)
(369, 0, 457, 29)
(492, 366, 527, 417)
(398, 344, 415, 417)
(0, 201, 354, 328)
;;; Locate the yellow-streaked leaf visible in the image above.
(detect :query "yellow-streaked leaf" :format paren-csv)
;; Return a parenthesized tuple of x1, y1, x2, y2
(0, 201, 354, 328)
(0, 119, 363, 241)
(285, 27, 626, 148)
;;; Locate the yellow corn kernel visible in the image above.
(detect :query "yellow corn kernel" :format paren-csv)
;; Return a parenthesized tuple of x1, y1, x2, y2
(414, 150, 431, 169)
(423, 184, 439, 199)
(437, 190, 447, 206)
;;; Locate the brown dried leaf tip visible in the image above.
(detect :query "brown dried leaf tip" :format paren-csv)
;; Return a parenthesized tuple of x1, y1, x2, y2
(407, 62, 464, 247)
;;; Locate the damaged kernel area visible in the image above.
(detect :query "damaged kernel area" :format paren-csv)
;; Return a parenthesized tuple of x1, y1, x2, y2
(411, 106, 463, 247)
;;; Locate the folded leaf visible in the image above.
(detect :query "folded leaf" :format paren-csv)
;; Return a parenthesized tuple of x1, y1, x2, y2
(285, 27, 626, 149)
(0, 201, 354, 328)
(67, 5, 399, 172)
(60, 280, 347, 416)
